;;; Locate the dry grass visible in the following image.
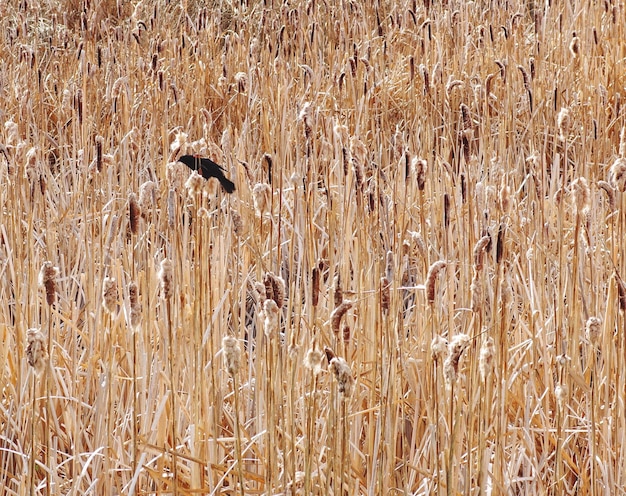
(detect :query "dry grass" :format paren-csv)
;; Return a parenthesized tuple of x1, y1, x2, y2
(1, 0, 626, 494)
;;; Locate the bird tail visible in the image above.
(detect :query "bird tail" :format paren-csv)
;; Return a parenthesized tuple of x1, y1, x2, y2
(219, 177, 236, 194)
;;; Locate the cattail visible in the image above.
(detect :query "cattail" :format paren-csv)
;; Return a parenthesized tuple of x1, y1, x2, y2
(518, 65, 530, 91)
(425, 260, 446, 304)
(598, 181, 615, 210)
(24, 146, 38, 185)
(499, 177, 511, 213)
(138, 180, 158, 219)
(262, 298, 280, 339)
(350, 136, 367, 191)
(570, 177, 590, 214)
(412, 157, 427, 191)
(385, 250, 394, 282)
(470, 271, 482, 313)
(569, 33, 579, 59)
(26, 328, 47, 376)
(231, 209, 242, 237)
(479, 336, 495, 382)
(329, 356, 354, 397)
(333, 274, 343, 307)
(324, 346, 336, 363)
(304, 348, 323, 376)
(331, 300, 352, 335)
(585, 316, 602, 344)
(311, 265, 320, 307)
(169, 129, 188, 155)
(557, 107, 570, 141)
(38, 261, 59, 306)
(128, 192, 141, 235)
(610, 157, 626, 192)
(298, 102, 313, 139)
(443, 333, 470, 391)
(616, 272, 626, 313)
(496, 222, 505, 264)
(555, 383, 568, 411)
(460, 103, 472, 132)
(619, 127, 626, 158)
(234, 71, 248, 93)
(380, 276, 390, 313)
(222, 336, 241, 376)
(473, 235, 491, 272)
(185, 170, 204, 198)
(431, 334, 448, 361)
(252, 183, 272, 218)
(158, 259, 173, 300)
(5, 120, 19, 146)
(342, 325, 351, 343)
(445, 78, 464, 97)
(102, 277, 118, 314)
(128, 282, 142, 329)
(263, 272, 285, 308)
(420, 64, 429, 94)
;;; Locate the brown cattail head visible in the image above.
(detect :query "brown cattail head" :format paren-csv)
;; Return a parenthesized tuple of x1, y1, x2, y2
(570, 177, 590, 214)
(38, 261, 59, 306)
(128, 192, 141, 235)
(619, 127, 626, 158)
(222, 336, 241, 376)
(479, 336, 495, 382)
(385, 250, 394, 282)
(262, 298, 280, 339)
(473, 235, 491, 272)
(585, 316, 602, 344)
(312, 265, 320, 307)
(598, 181, 615, 211)
(610, 157, 626, 192)
(263, 272, 285, 308)
(557, 107, 571, 141)
(499, 177, 511, 214)
(333, 274, 343, 307)
(129, 281, 142, 329)
(26, 328, 47, 376)
(331, 300, 353, 335)
(158, 259, 174, 300)
(324, 346, 336, 363)
(298, 102, 313, 139)
(460, 103, 472, 132)
(425, 260, 447, 304)
(443, 333, 470, 391)
(380, 276, 390, 313)
(411, 157, 427, 191)
(304, 347, 323, 375)
(329, 356, 354, 397)
(252, 183, 272, 218)
(420, 64, 430, 94)
(470, 271, 482, 313)
(138, 180, 158, 220)
(616, 271, 626, 313)
(496, 222, 505, 264)
(102, 277, 118, 314)
(231, 209, 243, 237)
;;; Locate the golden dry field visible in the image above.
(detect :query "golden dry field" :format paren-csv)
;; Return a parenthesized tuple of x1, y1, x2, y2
(1, 0, 626, 494)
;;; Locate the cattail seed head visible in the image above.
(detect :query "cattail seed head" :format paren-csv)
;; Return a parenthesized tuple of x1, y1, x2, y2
(298, 102, 313, 139)
(585, 316, 602, 344)
(380, 276, 390, 313)
(473, 235, 491, 272)
(231, 209, 243, 237)
(598, 180, 615, 210)
(443, 333, 470, 391)
(138, 180, 158, 220)
(555, 383, 568, 411)
(129, 282, 142, 329)
(263, 272, 285, 308)
(385, 250, 394, 282)
(26, 328, 47, 376)
(222, 336, 241, 376)
(331, 300, 353, 335)
(185, 170, 204, 198)
(557, 107, 570, 141)
(128, 192, 141, 235)
(304, 348, 323, 376)
(311, 265, 320, 307)
(420, 64, 430, 94)
(329, 356, 354, 397)
(158, 259, 174, 300)
(253, 183, 272, 218)
(411, 157, 427, 191)
(616, 272, 626, 313)
(102, 277, 118, 314)
(38, 261, 59, 306)
(619, 127, 626, 158)
(425, 260, 446, 304)
(262, 298, 280, 339)
(479, 336, 495, 382)
(570, 177, 590, 214)
(460, 103, 472, 132)
(470, 271, 482, 313)
(333, 274, 343, 307)
(431, 334, 448, 361)
(610, 157, 626, 192)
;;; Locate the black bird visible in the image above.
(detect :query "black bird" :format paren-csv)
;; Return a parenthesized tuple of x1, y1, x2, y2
(178, 155, 236, 194)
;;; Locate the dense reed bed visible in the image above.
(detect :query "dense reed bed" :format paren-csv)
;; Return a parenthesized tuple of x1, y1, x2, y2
(1, 0, 626, 494)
